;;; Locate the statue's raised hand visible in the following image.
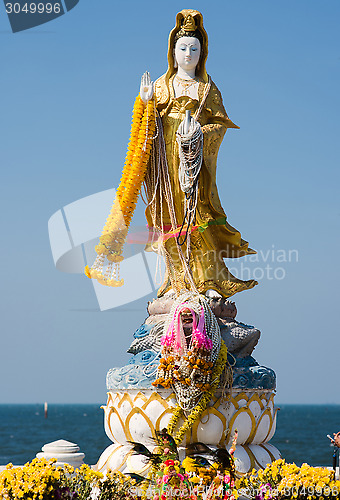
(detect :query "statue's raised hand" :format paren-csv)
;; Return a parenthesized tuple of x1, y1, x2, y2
(140, 71, 154, 103)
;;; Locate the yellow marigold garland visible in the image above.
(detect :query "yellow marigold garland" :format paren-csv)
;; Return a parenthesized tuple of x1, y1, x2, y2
(167, 339, 229, 445)
(85, 95, 156, 287)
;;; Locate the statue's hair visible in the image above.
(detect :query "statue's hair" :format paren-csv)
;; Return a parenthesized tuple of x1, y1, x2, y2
(173, 28, 203, 48)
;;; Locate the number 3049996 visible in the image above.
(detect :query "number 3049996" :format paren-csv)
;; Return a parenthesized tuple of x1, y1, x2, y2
(5, 3, 62, 14)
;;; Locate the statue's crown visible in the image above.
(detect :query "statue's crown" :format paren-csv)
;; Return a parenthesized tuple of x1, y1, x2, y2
(182, 14, 196, 32)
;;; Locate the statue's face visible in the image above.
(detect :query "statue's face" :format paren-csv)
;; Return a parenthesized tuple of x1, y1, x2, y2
(181, 308, 194, 332)
(174, 36, 201, 72)
(181, 308, 197, 350)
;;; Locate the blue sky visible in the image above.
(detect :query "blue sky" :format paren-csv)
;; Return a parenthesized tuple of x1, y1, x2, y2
(0, 0, 339, 404)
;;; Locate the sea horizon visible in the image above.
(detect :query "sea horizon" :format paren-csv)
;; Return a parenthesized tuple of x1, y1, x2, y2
(1, 403, 339, 467)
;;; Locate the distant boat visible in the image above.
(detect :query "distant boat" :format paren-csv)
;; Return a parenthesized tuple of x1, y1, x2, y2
(44, 402, 48, 419)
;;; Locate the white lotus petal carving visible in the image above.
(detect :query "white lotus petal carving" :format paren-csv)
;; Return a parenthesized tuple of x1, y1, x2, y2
(252, 412, 271, 444)
(97, 388, 280, 474)
(196, 412, 224, 444)
(230, 410, 254, 444)
(107, 409, 127, 443)
(265, 411, 277, 442)
(249, 400, 262, 420)
(234, 446, 251, 474)
(249, 443, 272, 469)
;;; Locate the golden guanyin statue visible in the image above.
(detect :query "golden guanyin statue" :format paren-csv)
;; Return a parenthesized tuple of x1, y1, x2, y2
(90, 13, 284, 475)
(86, 9, 257, 299)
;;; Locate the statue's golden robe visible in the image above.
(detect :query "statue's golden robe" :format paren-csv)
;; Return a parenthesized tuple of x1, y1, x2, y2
(145, 74, 257, 298)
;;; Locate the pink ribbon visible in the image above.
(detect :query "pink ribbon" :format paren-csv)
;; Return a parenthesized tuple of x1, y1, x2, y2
(161, 303, 212, 353)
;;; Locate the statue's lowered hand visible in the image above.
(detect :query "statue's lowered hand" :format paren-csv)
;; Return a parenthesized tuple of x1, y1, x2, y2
(184, 109, 191, 135)
(140, 71, 154, 103)
(178, 113, 199, 137)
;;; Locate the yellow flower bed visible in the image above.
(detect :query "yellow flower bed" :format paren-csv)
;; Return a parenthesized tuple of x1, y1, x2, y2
(3, 454, 338, 499)
(0, 458, 135, 500)
(0, 454, 238, 500)
(237, 459, 340, 499)
(0, 458, 64, 499)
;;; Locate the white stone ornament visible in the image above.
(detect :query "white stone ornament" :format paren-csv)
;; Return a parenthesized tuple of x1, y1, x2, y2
(36, 439, 85, 467)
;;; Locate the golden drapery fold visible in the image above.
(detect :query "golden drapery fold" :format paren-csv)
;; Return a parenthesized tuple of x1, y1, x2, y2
(144, 74, 258, 298)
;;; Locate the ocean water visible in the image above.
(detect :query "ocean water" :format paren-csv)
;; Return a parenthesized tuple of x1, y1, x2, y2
(270, 404, 340, 467)
(0, 404, 339, 467)
(0, 404, 111, 466)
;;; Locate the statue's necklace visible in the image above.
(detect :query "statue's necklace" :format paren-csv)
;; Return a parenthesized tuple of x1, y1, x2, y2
(174, 75, 198, 96)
